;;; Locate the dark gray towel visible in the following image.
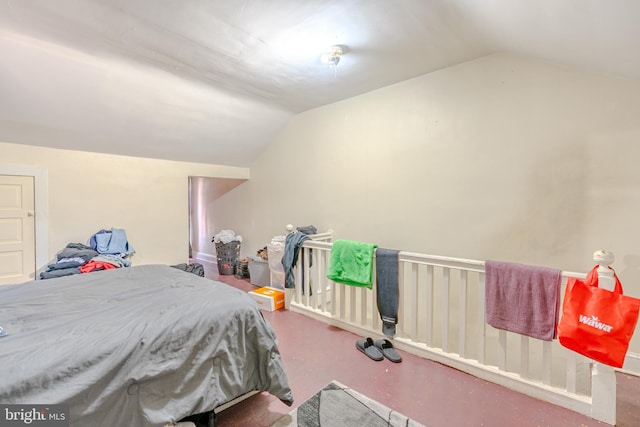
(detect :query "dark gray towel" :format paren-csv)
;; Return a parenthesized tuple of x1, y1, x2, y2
(376, 248, 400, 338)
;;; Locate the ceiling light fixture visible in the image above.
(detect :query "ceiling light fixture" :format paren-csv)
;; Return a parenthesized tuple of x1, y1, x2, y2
(320, 45, 343, 67)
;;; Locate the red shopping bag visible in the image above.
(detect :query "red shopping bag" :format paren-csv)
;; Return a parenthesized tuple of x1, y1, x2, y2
(557, 266, 640, 368)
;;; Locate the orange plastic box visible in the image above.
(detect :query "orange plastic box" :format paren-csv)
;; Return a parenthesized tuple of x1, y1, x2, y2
(248, 286, 285, 312)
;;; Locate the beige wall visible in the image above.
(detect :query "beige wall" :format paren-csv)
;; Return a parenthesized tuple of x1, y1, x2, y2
(212, 52, 640, 289)
(0, 141, 249, 269)
(212, 52, 640, 358)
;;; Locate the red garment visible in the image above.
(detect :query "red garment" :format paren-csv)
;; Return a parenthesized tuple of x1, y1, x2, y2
(79, 260, 118, 273)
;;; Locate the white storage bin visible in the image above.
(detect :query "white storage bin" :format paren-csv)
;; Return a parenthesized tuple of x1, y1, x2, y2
(267, 235, 286, 289)
(248, 257, 270, 287)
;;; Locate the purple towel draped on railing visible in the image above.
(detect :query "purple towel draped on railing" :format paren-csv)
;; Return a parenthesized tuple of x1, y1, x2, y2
(485, 260, 561, 341)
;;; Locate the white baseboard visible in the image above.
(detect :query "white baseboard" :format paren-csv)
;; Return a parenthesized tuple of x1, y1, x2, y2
(193, 252, 216, 263)
(621, 352, 640, 376)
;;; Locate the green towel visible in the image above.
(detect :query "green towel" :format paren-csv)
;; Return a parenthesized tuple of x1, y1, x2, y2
(327, 239, 378, 288)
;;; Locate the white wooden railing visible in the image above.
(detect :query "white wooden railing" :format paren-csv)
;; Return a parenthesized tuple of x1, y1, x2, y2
(285, 241, 616, 425)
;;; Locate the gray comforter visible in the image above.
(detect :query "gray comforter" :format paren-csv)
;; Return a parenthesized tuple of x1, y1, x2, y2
(0, 265, 293, 426)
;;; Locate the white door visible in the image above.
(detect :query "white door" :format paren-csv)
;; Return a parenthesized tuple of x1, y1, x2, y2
(0, 175, 36, 285)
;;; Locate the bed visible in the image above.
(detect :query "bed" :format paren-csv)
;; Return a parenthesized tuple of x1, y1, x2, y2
(0, 264, 293, 426)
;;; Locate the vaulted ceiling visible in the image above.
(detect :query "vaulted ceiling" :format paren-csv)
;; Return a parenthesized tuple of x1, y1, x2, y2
(1, 1, 639, 166)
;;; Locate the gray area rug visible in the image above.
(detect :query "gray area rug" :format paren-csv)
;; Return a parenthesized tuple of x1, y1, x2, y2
(271, 380, 425, 427)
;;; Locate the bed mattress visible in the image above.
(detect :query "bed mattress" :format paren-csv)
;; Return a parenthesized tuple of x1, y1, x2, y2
(0, 264, 293, 426)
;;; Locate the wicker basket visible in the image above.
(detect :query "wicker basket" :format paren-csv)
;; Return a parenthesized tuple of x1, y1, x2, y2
(215, 241, 241, 275)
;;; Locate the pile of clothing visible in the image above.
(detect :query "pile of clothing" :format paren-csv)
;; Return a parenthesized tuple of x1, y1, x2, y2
(212, 229, 242, 244)
(40, 228, 134, 280)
